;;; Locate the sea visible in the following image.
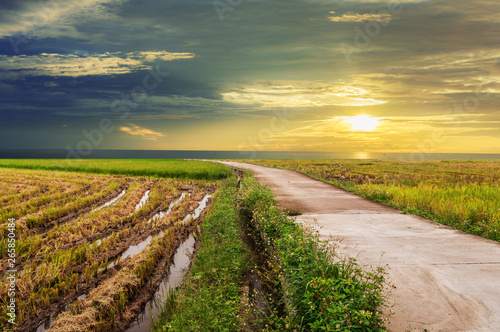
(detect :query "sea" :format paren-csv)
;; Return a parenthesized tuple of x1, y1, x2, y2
(0, 149, 499, 160)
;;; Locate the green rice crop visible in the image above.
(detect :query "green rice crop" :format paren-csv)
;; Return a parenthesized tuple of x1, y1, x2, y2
(0, 159, 232, 180)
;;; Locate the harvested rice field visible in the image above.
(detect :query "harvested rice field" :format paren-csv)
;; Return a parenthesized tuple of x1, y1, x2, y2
(0, 167, 217, 331)
(1, 159, 390, 332)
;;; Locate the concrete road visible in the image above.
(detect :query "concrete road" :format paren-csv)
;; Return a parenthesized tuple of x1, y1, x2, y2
(219, 161, 500, 332)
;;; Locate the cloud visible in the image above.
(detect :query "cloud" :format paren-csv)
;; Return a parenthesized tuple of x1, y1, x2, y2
(0, 0, 126, 39)
(328, 11, 391, 23)
(278, 116, 388, 139)
(127, 51, 195, 62)
(119, 123, 165, 140)
(0, 51, 195, 77)
(146, 95, 221, 109)
(257, 112, 499, 153)
(221, 80, 386, 109)
(331, 0, 428, 2)
(345, 49, 500, 112)
(2, 0, 500, 153)
(132, 114, 195, 120)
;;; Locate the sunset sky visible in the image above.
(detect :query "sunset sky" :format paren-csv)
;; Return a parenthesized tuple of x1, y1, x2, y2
(1, 0, 499, 154)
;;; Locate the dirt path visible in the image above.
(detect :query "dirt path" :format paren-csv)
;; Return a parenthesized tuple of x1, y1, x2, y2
(219, 161, 500, 332)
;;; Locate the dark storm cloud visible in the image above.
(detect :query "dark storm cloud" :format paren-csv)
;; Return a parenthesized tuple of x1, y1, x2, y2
(0, 0, 499, 150)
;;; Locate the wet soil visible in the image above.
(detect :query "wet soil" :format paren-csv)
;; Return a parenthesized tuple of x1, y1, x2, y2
(20, 189, 214, 331)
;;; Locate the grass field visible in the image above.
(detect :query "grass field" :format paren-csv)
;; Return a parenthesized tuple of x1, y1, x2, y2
(242, 159, 500, 241)
(236, 177, 387, 331)
(152, 177, 251, 331)
(153, 174, 388, 332)
(1, 159, 388, 331)
(0, 159, 232, 181)
(0, 160, 227, 331)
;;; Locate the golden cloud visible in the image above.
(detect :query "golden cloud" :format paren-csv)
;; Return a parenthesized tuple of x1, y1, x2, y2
(328, 11, 391, 23)
(221, 80, 386, 108)
(119, 123, 166, 140)
(0, 51, 195, 77)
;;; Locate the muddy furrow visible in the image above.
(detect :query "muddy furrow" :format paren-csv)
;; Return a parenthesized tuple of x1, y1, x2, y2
(116, 224, 199, 332)
(3, 193, 177, 329)
(106, 193, 208, 269)
(0, 183, 147, 272)
(26, 193, 212, 332)
(0, 184, 149, 276)
(47, 219, 203, 332)
(33, 184, 130, 236)
(20, 264, 120, 332)
(0, 185, 129, 275)
(124, 231, 197, 332)
(1, 183, 93, 228)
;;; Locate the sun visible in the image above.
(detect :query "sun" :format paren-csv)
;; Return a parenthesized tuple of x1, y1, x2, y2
(342, 115, 381, 131)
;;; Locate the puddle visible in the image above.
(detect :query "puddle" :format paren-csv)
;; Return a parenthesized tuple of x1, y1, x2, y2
(39, 190, 127, 239)
(182, 194, 211, 224)
(241, 214, 286, 328)
(109, 193, 208, 272)
(148, 193, 187, 224)
(36, 313, 56, 332)
(107, 235, 153, 268)
(35, 293, 87, 332)
(107, 232, 162, 269)
(99, 193, 193, 267)
(135, 190, 150, 211)
(94, 190, 126, 212)
(125, 235, 196, 332)
(90, 238, 102, 249)
(36, 193, 208, 331)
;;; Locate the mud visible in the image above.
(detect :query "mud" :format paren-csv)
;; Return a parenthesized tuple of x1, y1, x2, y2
(94, 189, 126, 211)
(182, 194, 211, 224)
(32, 185, 129, 236)
(148, 192, 186, 224)
(1, 191, 159, 277)
(134, 190, 150, 211)
(111, 193, 210, 269)
(124, 234, 196, 332)
(21, 190, 213, 331)
(113, 223, 199, 332)
(23, 267, 119, 332)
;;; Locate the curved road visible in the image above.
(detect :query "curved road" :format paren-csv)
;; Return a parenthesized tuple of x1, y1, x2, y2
(220, 161, 500, 332)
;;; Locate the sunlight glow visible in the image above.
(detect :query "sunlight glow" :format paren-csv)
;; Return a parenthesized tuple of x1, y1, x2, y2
(342, 115, 381, 131)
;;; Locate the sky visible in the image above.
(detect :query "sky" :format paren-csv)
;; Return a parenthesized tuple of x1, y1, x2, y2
(0, 0, 499, 155)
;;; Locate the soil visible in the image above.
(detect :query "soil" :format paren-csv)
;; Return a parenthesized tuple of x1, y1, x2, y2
(115, 223, 197, 332)
(32, 184, 129, 236)
(17, 188, 213, 331)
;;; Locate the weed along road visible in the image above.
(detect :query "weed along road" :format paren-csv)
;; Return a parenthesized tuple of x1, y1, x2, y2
(219, 161, 500, 332)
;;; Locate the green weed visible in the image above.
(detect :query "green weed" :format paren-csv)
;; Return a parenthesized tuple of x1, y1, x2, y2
(238, 177, 387, 331)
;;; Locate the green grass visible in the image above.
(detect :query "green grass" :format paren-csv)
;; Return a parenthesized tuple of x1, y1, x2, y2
(1, 160, 388, 330)
(153, 176, 252, 331)
(0, 160, 228, 330)
(0, 159, 232, 180)
(154, 174, 387, 332)
(241, 159, 500, 241)
(237, 176, 387, 331)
